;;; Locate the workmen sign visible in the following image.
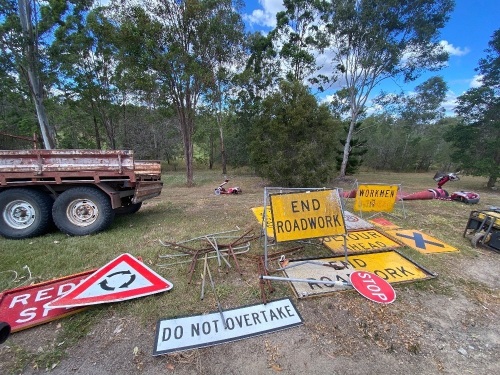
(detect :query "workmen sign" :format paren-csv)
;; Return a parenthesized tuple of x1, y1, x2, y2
(282, 250, 434, 298)
(322, 229, 401, 254)
(353, 184, 399, 212)
(270, 189, 346, 242)
(153, 298, 303, 355)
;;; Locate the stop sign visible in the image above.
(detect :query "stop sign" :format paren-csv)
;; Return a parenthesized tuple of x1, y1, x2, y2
(349, 271, 396, 304)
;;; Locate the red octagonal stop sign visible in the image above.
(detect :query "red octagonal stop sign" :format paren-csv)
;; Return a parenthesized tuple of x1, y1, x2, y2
(349, 271, 396, 304)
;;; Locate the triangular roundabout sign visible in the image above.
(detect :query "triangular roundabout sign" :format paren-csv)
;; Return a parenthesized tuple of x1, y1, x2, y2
(45, 253, 173, 309)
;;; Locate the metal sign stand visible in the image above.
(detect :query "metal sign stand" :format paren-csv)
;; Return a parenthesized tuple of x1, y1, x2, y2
(260, 187, 349, 286)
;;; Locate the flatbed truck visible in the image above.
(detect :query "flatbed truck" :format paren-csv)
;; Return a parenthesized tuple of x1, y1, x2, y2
(0, 149, 163, 239)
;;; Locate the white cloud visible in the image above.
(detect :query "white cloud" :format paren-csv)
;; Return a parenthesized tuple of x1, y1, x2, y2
(439, 40, 470, 56)
(442, 90, 458, 115)
(469, 74, 483, 88)
(243, 0, 285, 29)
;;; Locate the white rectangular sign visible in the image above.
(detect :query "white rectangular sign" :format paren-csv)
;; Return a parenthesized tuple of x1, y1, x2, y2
(153, 298, 303, 356)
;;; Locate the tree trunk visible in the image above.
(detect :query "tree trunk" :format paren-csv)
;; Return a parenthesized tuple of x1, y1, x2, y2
(219, 121, 227, 175)
(92, 113, 102, 149)
(178, 110, 195, 186)
(339, 116, 356, 177)
(18, 0, 55, 149)
(487, 175, 497, 188)
(209, 131, 214, 170)
(184, 134, 194, 186)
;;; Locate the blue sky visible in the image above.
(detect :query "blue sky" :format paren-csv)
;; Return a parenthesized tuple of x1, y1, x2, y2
(242, 0, 500, 114)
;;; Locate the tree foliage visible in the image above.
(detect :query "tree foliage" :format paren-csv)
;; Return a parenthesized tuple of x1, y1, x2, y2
(249, 81, 340, 187)
(272, 0, 324, 84)
(447, 30, 500, 187)
(116, 0, 245, 186)
(365, 77, 451, 172)
(316, 0, 454, 177)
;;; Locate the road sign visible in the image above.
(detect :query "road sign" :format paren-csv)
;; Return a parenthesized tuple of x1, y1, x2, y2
(252, 207, 371, 233)
(45, 253, 173, 309)
(386, 229, 458, 254)
(322, 229, 401, 254)
(154, 298, 303, 356)
(369, 217, 401, 230)
(282, 250, 434, 298)
(343, 211, 374, 230)
(350, 271, 396, 304)
(354, 184, 399, 212)
(251, 206, 274, 237)
(270, 189, 346, 242)
(0, 270, 93, 332)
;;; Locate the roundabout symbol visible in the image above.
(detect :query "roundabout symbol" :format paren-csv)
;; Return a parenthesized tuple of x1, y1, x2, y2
(99, 270, 136, 291)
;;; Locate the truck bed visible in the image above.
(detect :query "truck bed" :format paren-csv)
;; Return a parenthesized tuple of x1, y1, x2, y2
(0, 149, 161, 186)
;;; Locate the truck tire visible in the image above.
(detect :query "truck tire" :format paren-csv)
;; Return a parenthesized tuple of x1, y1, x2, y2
(52, 187, 115, 236)
(114, 200, 142, 215)
(0, 188, 53, 239)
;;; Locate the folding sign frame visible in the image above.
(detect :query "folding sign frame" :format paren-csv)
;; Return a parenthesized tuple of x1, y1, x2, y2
(260, 187, 349, 286)
(352, 183, 406, 219)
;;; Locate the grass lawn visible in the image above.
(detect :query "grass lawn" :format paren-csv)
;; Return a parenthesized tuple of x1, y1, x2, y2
(1, 168, 498, 372)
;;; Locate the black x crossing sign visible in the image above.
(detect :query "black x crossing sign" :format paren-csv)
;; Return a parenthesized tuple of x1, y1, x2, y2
(386, 229, 458, 254)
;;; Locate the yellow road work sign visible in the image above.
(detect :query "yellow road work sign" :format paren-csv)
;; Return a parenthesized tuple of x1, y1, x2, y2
(385, 229, 458, 254)
(354, 184, 399, 212)
(323, 229, 401, 254)
(251, 206, 274, 237)
(252, 207, 371, 234)
(270, 189, 346, 242)
(282, 251, 434, 298)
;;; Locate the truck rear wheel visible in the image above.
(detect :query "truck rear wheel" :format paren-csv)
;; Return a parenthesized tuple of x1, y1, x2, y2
(52, 187, 115, 236)
(0, 188, 53, 239)
(114, 200, 142, 215)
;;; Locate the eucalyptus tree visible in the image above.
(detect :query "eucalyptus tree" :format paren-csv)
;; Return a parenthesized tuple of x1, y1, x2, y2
(271, 0, 325, 86)
(116, 0, 245, 186)
(0, 0, 96, 149)
(447, 29, 500, 187)
(317, 0, 454, 177)
(230, 32, 281, 166)
(398, 76, 448, 171)
(49, 5, 120, 149)
(1, 0, 52, 147)
(201, 0, 246, 174)
(367, 76, 449, 171)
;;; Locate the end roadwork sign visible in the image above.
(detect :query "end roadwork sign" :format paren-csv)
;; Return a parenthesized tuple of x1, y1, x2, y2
(270, 189, 346, 242)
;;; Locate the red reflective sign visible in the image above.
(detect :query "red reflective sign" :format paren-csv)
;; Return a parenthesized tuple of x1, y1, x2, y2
(45, 253, 173, 309)
(0, 270, 94, 332)
(349, 271, 396, 304)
